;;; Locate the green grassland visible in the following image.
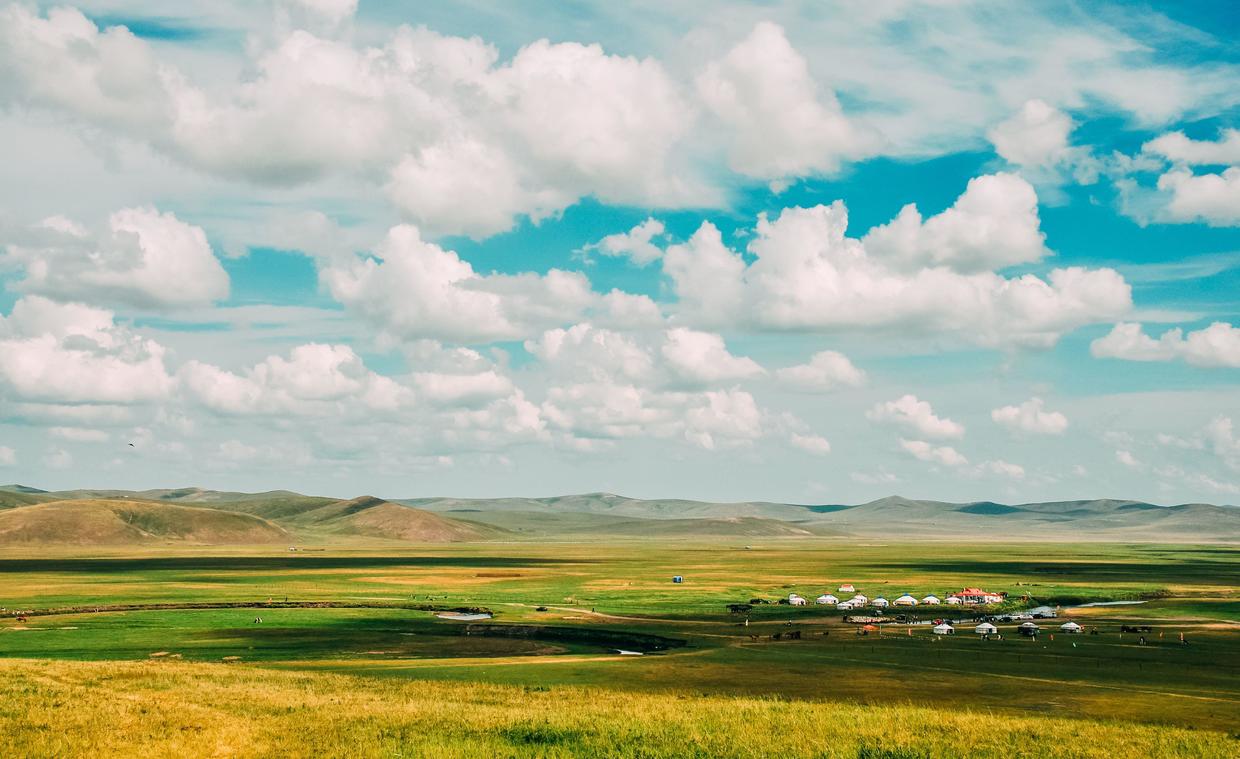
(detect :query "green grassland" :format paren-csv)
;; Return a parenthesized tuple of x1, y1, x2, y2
(1, 539, 1237, 756)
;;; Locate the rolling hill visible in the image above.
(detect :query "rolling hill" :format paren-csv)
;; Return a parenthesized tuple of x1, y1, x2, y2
(2, 485, 1236, 543)
(0, 499, 289, 545)
(283, 495, 504, 542)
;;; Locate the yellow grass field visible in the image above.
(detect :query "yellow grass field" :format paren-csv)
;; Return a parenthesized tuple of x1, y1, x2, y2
(2, 658, 1236, 758)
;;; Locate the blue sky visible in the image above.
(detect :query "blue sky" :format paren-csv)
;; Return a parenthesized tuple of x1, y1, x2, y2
(0, 0, 1238, 505)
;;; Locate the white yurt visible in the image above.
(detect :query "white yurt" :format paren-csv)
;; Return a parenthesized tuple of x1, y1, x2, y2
(933, 622, 955, 635)
(816, 594, 839, 605)
(1060, 621, 1083, 633)
(1018, 622, 1040, 636)
(836, 600, 856, 610)
(945, 596, 963, 605)
(922, 595, 941, 605)
(872, 597, 890, 608)
(894, 594, 918, 606)
(851, 594, 869, 605)
(789, 594, 807, 606)
(974, 622, 998, 635)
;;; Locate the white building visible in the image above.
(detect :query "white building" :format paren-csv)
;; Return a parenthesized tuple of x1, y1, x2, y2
(894, 594, 918, 606)
(838, 584, 856, 593)
(816, 594, 839, 605)
(945, 595, 963, 605)
(922, 595, 941, 605)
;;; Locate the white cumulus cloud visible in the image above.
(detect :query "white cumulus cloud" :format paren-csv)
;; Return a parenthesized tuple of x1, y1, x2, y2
(991, 397, 1069, 435)
(3, 207, 228, 309)
(775, 350, 865, 392)
(868, 395, 965, 440)
(1091, 322, 1240, 368)
(900, 438, 968, 467)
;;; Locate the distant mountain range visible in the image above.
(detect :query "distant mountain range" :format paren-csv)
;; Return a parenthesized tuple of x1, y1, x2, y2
(0, 485, 1236, 544)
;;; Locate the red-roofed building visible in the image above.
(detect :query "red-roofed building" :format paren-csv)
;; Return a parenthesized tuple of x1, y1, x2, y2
(955, 587, 1005, 605)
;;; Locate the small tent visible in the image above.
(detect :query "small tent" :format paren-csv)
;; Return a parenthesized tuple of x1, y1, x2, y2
(1018, 622, 1040, 636)
(974, 622, 998, 635)
(922, 595, 941, 605)
(933, 622, 955, 635)
(894, 594, 918, 606)
(1060, 621, 1083, 633)
(816, 594, 839, 605)
(872, 597, 890, 608)
(945, 595, 963, 605)
(789, 594, 807, 606)
(838, 584, 856, 593)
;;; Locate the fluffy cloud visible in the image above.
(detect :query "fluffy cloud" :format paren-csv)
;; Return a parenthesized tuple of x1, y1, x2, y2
(0, 296, 173, 404)
(583, 218, 665, 266)
(900, 438, 968, 467)
(180, 343, 410, 416)
(526, 323, 761, 388)
(988, 100, 1074, 169)
(696, 21, 877, 182)
(1155, 167, 1240, 226)
(868, 395, 965, 440)
(0, 446, 15, 466)
(526, 324, 657, 385)
(1091, 322, 1240, 368)
(1115, 449, 1140, 468)
(660, 328, 763, 385)
(541, 382, 767, 450)
(775, 351, 865, 392)
(321, 225, 594, 343)
(2, 207, 228, 309)
(0, 7, 704, 238)
(664, 191, 1130, 347)
(991, 397, 1069, 435)
(1143, 129, 1240, 165)
(863, 173, 1047, 272)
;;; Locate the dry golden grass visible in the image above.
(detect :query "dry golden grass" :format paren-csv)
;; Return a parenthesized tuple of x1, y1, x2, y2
(1, 658, 1234, 758)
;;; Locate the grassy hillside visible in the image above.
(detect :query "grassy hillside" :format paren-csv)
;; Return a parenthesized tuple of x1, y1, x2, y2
(6, 486, 1238, 542)
(0, 489, 55, 510)
(285, 496, 504, 542)
(0, 500, 289, 545)
(452, 509, 828, 538)
(2, 658, 1234, 758)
